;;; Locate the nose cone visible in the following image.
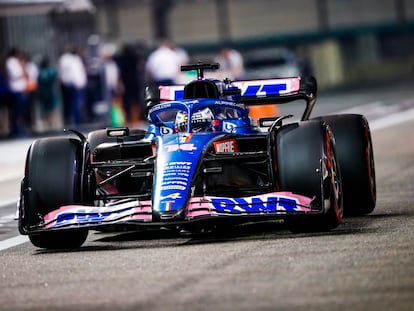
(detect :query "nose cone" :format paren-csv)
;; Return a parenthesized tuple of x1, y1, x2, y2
(151, 133, 219, 221)
(152, 206, 186, 222)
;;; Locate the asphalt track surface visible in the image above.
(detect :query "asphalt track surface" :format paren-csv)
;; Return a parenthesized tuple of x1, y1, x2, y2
(0, 81, 413, 310)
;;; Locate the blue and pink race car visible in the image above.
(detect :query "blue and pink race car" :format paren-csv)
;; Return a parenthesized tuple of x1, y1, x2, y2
(18, 63, 376, 249)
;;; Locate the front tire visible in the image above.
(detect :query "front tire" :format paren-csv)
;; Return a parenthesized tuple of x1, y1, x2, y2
(19, 137, 88, 249)
(276, 120, 343, 232)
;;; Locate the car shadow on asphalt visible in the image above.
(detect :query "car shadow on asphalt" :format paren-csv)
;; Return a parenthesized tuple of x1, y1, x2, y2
(33, 214, 392, 254)
(93, 211, 409, 246)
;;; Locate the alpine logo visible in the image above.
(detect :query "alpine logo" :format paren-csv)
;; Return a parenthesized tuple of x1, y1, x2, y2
(160, 192, 182, 200)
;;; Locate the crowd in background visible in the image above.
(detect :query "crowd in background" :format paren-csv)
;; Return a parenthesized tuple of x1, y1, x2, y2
(0, 39, 244, 139)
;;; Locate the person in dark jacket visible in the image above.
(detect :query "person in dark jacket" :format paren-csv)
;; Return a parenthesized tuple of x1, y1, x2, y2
(37, 56, 61, 130)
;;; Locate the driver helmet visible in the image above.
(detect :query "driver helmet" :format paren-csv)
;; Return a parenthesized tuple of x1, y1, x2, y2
(191, 107, 214, 132)
(175, 110, 188, 132)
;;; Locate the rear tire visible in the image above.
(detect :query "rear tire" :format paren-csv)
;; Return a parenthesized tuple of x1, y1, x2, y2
(313, 114, 376, 216)
(19, 137, 88, 249)
(276, 120, 343, 232)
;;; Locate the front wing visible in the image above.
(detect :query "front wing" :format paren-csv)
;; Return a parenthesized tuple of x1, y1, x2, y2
(28, 192, 319, 232)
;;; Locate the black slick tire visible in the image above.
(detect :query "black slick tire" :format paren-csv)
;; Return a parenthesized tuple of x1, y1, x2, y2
(19, 137, 88, 249)
(276, 120, 343, 232)
(313, 114, 376, 216)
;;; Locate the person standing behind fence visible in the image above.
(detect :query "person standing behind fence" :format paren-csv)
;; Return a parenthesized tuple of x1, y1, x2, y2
(37, 56, 61, 131)
(0, 55, 10, 137)
(145, 39, 183, 87)
(101, 43, 124, 127)
(101, 43, 120, 99)
(115, 42, 146, 124)
(214, 47, 245, 80)
(5, 47, 29, 137)
(70, 48, 87, 127)
(58, 46, 87, 127)
(23, 53, 38, 132)
(58, 47, 72, 125)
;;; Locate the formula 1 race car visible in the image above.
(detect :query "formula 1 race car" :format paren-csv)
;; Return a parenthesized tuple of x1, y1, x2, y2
(18, 63, 376, 249)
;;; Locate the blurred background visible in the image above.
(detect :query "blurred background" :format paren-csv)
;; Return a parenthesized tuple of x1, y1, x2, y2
(0, 0, 413, 138)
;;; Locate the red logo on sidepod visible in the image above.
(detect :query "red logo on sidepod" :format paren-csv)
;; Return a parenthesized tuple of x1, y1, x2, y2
(213, 139, 239, 153)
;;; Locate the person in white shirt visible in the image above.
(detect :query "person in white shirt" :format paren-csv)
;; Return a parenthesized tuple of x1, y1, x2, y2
(58, 48, 72, 125)
(214, 47, 245, 80)
(101, 43, 123, 126)
(101, 43, 120, 97)
(145, 39, 183, 86)
(5, 47, 29, 137)
(58, 46, 87, 126)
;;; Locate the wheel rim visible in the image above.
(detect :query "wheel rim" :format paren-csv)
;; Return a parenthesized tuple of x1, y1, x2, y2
(364, 122, 376, 204)
(324, 129, 343, 221)
(330, 142, 343, 220)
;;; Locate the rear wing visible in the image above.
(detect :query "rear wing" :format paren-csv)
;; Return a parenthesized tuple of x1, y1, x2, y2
(159, 76, 317, 121)
(235, 76, 317, 121)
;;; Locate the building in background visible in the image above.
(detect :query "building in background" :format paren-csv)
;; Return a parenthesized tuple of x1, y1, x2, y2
(0, 0, 95, 63)
(0, 0, 413, 90)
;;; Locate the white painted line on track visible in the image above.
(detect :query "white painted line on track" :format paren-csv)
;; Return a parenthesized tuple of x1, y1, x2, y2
(0, 198, 19, 209)
(0, 213, 16, 226)
(0, 172, 22, 183)
(368, 107, 414, 131)
(0, 235, 29, 251)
